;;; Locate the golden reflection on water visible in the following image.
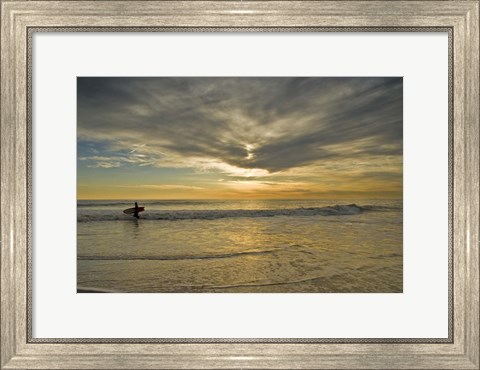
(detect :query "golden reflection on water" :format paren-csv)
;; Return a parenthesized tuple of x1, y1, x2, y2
(77, 201, 403, 293)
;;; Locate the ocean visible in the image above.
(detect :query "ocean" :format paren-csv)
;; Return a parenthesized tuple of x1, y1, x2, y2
(77, 199, 403, 293)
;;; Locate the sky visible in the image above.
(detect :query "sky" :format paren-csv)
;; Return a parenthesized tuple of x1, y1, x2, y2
(77, 77, 402, 200)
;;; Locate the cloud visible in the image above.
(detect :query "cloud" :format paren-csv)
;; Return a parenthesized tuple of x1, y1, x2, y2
(115, 184, 205, 190)
(77, 77, 402, 177)
(129, 144, 146, 153)
(87, 162, 121, 169)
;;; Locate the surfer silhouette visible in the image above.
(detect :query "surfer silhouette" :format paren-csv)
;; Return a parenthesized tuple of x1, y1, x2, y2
(123, 203, 144, 218)
(133, 202, 140, 219)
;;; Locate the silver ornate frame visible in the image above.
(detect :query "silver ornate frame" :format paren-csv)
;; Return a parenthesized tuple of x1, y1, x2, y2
(1, 1, 478, 369)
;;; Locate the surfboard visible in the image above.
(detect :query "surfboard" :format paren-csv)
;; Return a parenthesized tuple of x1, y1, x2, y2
(123, 207, 145, 215)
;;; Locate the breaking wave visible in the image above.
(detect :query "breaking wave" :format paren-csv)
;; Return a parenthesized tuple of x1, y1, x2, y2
(76, 204, 396, 223)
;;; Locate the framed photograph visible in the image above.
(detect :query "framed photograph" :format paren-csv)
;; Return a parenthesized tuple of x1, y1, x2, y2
(76, 76, 404, 294)
(1, 1, 478, 369)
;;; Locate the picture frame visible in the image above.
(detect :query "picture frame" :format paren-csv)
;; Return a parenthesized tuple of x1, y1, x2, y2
(1, 1, 478, 369)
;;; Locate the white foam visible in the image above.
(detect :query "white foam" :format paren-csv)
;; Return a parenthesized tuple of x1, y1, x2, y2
(77, 204, 369, 222)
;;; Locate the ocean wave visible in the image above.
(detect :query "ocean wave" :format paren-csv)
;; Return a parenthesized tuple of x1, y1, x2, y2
(177, 275, 328, 290)
(77, 248, 281, 261)
(76, 204, 378, 222)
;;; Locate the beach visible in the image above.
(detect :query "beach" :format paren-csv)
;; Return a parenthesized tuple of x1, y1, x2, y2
(77, 199, 403, 293)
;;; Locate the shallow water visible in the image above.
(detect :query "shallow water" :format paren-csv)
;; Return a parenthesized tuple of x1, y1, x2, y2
(77, 199, 402, 293)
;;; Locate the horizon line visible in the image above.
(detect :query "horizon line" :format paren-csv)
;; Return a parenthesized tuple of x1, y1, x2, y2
(77, 197, 403, 201)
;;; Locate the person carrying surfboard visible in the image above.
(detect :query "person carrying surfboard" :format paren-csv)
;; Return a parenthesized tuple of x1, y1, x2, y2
(133, 202, 140, 219)
(123, 203, 145, 218)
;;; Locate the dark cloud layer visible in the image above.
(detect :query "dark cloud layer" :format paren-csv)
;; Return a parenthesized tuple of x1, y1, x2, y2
(77, 77, 402, 174)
